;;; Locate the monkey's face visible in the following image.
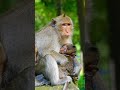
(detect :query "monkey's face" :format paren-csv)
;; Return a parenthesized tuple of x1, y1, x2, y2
(60, 44, 76, 57)
(54, 14, 73, 37)
(60, 22, 72, 36)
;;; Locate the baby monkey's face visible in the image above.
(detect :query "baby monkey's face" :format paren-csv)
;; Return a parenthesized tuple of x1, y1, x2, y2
(60, 43, 76, 57)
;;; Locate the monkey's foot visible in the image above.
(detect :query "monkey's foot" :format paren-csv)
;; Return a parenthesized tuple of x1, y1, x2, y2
(60, 76, 72, 83)
(35, 81, 44, 87)
(65, 76, 72, 83)
(35, 74, 50, 86)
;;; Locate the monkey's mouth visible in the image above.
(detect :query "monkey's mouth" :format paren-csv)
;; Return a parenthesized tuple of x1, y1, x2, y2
(62, 35, 70, 37)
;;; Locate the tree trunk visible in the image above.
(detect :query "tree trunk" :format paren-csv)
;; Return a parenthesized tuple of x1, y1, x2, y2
(107, 0, 120, 90)
(77, 0, 85, 52)
(56, 0, 62, 16)
(77, 0, 98, 90)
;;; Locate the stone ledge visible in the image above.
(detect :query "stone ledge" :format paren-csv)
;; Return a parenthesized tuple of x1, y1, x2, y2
(35, 82, 79, 90)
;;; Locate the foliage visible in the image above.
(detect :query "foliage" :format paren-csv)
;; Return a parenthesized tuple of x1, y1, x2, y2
(78, 68, 85, 90)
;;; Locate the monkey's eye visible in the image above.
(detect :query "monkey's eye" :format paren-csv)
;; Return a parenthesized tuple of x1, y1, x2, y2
(67, 23, 71, 26)
(62, 24, 66, 26)
(62, 23, 71, 26)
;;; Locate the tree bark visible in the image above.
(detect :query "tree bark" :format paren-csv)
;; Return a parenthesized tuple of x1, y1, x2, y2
(107, 0, 120, 90)
(77, 0, 98, 90)
(56, 0, 62, 16)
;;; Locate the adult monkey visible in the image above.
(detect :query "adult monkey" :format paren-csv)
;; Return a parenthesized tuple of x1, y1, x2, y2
(35, 14, 80, 86)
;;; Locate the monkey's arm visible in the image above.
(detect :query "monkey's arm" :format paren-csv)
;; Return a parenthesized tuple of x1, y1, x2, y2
(50, 50, 68, 65)
(72, 58, 82, 76)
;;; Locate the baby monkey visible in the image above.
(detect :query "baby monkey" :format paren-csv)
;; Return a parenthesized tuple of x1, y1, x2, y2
(59, 43, 81, 83)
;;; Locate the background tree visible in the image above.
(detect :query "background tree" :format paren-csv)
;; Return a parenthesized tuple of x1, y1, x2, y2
(56, 0, 62, 16)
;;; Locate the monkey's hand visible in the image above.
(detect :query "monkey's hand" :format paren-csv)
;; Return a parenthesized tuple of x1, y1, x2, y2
(71, 66, 80, 77)
(51, 50, 68, 65)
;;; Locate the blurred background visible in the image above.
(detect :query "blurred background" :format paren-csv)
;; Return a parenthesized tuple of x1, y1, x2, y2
(1, 0, 119, 90)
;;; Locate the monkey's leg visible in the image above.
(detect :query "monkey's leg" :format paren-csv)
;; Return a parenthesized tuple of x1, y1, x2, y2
(35, 78, 43, 86)
(44, 54, 72, 85)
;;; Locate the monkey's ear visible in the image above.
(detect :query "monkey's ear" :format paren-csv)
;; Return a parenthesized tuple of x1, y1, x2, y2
(50, 19, 56, 27)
